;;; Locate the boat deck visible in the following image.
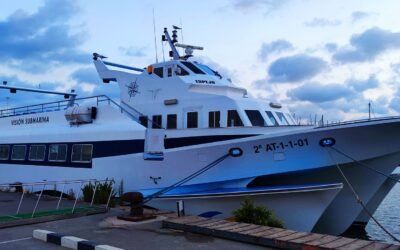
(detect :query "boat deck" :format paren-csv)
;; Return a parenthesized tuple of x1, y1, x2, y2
(162, 216, 400, 249)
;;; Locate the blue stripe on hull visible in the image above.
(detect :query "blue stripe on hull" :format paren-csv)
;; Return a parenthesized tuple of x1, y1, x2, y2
(0, 134, 257, 168)
(0, 139, 144, 168)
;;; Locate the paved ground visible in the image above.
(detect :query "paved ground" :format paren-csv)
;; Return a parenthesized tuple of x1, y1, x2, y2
(0, 190, 269, 250)
(0, 208, 269, 250)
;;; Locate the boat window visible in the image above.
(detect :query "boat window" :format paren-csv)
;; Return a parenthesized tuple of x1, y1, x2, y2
(176, 66, 189, 76)
(187, 112, 198, 128)
(139, 116, 148, 128)
(154, 67, 163, 78)
(265, 111, 279, 126)
(276, 112, 289, 125)
(245, 110, 265, 126)
(195, 63, 222, 78)
(285, 113, 296, 125)
(227, 110, 244, 127)
(29, 145, 46, 161)
(71, 144, 93, 163)
(152, 115, 162, 129)
(11, 145, 26, 160)
(48, 144, 67, 162)
(209, 111, 220, 128)
(0, 145, 10, 160)
(181, 61, 205, 74)
(167, 114, 177, 129)
(167, 67, 172, 77)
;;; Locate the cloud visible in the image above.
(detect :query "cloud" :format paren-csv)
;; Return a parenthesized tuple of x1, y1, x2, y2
(346, 74, 379, 91)
(304, 18, 341, 27)
(333, 27, 400, 63)
(351, 11, 371, 23)
(229, 0, 288, 14)
(288, 82, 355, 103)
(119, 46, 147, 57)
(71, 68, 120, 99)
(0, 0, 90, 72)
(324, 43, 338, 53)
(195, 56, 237, 82)
(268, 54, 327, 82)
(389, 97, 400, 112)
(258, 40, 293, 61)
(391, 63, 400, 76)
(71, 68, 101, 84)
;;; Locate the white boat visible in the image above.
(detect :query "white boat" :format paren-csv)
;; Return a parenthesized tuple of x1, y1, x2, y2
(149, 184, 342, 232)
(0, 27, 399, 234)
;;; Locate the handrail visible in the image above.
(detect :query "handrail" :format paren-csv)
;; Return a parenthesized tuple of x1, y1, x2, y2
(0, 178, 115, 216)
(314, 116, 400, 128)
(0, 95, 143, 122)
(0, 178, 113, 187)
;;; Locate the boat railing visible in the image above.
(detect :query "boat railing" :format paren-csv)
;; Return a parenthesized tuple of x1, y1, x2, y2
(315, 116, 400, 128)
(0, 178, 115, 217)
(0, 95, 143, 122)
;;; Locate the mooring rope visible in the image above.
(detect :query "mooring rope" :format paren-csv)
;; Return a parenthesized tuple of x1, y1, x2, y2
(325, 148, 400, 243)
(330, 146, 400, 184)
(143, 153, 230, 204)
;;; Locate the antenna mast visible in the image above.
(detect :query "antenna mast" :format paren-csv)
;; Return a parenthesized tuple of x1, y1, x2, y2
(152, 9, 158, 63)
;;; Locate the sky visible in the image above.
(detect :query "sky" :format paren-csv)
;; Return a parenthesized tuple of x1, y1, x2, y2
(1, 0, 400, 122)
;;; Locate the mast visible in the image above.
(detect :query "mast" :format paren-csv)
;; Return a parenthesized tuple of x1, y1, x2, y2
(162, 28, 180, 60)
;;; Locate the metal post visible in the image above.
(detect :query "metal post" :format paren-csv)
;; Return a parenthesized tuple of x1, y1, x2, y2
(32, 183, 46, 218)
(16, 184, 26, 214)
(56, 184, 66, 210)
(105, 180, 114, 210)
(72, 181, 83, 213)
(368, 102, 371, 120)
(90, 182, 98, 206)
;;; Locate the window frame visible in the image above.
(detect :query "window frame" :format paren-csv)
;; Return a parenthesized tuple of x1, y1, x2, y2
(245, 110, 265, 127)
(48, 144, 68, 162)
(187, 112, 198, 128)
(29, 144, 46, 161)
(227, 110, 244, 127)
(0, 145, 10, 160)
(176, 65, 189, 76)
(71, 144, 93, 163)
(11, 145, 27, 161)
(181, 61, 205, 75)
(139, 116, 148, 128)
(167, 114, 177, 129)
(285, 113, 296, 125)
(152, 115, 162, 129)
(276, 112, 290, 125)
(209, 111, 221, 128)
(154, 67, 163, 78)
(265, 111, 279, 126)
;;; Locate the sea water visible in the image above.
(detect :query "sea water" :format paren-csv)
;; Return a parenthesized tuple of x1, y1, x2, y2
(366, 168, 400, 244)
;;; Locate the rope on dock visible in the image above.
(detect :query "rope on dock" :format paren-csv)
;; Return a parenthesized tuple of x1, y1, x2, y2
(325, 148, 400, 243)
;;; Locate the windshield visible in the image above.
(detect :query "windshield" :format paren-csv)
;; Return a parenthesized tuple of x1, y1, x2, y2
(181, 61, 205, 74)
(195, 63, 222, 78)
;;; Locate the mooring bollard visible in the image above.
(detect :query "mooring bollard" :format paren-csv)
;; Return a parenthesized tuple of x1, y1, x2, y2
(117, 192, 156, 222)
(122, 192, 144, 217)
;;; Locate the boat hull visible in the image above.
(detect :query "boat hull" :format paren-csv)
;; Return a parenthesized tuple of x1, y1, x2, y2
(148, 184, 342, 232)
(249, 153, 400, 235)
